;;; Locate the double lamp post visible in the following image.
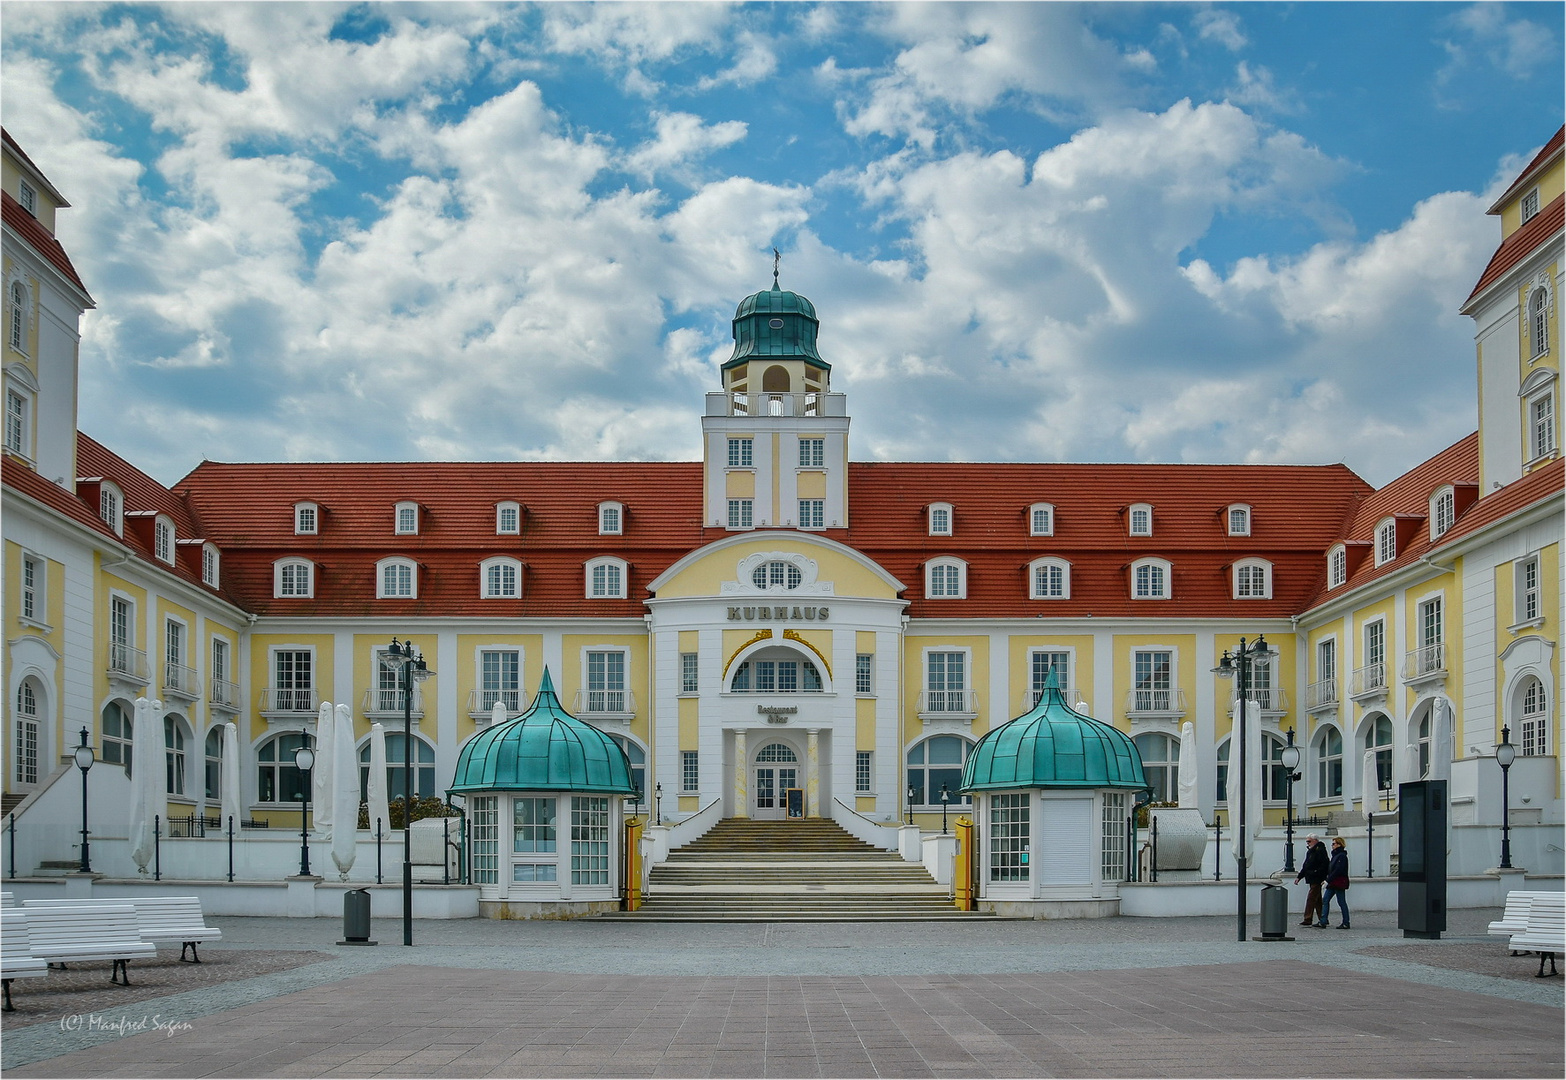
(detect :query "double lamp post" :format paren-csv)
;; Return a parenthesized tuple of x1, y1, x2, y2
(1213, 634, 1270, 943)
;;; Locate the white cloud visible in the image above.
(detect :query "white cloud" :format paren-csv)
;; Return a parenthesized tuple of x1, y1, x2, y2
(623, 112, 749, 182)
(1442, 3, 1559, 80)
(1194, 8, 1248, 51)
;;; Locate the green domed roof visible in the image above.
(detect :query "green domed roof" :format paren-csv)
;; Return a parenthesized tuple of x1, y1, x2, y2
(961, 675, 1148, 792)
(724, 283, 829, 371)
(448, 670, 638, 795)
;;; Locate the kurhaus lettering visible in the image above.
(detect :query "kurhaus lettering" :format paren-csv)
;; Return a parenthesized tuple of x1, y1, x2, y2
(727, 606, 829, 621)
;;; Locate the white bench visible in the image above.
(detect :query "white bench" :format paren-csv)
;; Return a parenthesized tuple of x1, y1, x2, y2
(25, 896, 222, 963)
(20, 903, 156, 985)
(1509, 893, 1565, 978)
(1, 891, 16, 907)
(1, 911, 48, 1011)
(1488, 890, 1545, 953)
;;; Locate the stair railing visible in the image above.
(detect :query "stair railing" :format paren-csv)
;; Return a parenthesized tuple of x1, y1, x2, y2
(659, 797, 723, 856)
(831, 798, 902, 853)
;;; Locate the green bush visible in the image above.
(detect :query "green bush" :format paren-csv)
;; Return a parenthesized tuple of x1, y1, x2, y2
(1134, 800, 1179, 828)
(357, 796, 459, 832)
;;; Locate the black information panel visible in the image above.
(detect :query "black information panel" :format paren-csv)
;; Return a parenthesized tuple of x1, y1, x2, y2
(785, 788, 805, 818)
(1398, 780, 1447, 939)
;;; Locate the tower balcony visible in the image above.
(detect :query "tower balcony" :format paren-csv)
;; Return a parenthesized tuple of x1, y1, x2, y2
(705, 392, 846, 418)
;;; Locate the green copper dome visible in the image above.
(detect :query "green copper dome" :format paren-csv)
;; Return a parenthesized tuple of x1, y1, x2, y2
(724, 284, 829, 371)
(448, 670, 638, 795)
(961, 675, 1148, 792)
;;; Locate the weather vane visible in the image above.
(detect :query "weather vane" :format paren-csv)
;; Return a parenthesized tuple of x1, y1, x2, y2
(773, 247, 781, 289)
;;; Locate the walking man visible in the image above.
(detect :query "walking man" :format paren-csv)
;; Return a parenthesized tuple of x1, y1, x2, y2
(1295, 833, 1329, 927)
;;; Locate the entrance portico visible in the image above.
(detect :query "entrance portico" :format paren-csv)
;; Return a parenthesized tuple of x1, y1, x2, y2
(727, 726, 828, 818)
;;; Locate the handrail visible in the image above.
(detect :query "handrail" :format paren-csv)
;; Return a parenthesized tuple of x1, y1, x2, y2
(831, 798, 900, 852)
(660, 797, 722, 853)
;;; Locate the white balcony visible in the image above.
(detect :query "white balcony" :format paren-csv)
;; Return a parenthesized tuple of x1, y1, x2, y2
(209, 678, 241, 711)
(468, 688, 527, 721)
(259, 687, 319, 715)
(1227, 687, 1289, 715)
(1126, 688, 1187, 717)
(704, 391, 847, 418)
(918, 689, 979, 718)
(363, 687, 425, 719)
(1350, 662, 1387, 699)
(107, 643, 149, 684)
(1402, 643, 1447, 684)
(1021, 688, 1084, 712)
(1305, 678, 1339, 712)
(572, 689, 635, 719)
(162, 662, 202, 701)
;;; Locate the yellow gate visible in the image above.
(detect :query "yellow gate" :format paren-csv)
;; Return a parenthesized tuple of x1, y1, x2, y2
(623, 815, 645, 911)
(954, 816, 975, 910)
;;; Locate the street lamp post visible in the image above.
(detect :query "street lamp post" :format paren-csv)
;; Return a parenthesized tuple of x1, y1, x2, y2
(654, 782, 663, 826)
(1213, 634, 1270, 943)
(73, 727, 95, 873)
(940, 784, 951, 834)
(294, 739, 315, 877)
(1496, 725, 1516, 870)
(907, 785, 917, 826)
(387, 638, 432, 947)
(1280, 728, 1302, 873)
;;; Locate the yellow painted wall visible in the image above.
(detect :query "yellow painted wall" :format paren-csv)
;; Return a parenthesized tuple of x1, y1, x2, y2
(453, 633, 544, 742)
(1110, 632, 1197, 733)
(248, 632, 338, 719)
(559, 633, 650, 745)
(1, 154, 60, 232)
(656, 539, 897, 600)
(903, 634, 990, 738)
(1499, 157, 1565, 237)
(798, 471, 826, 499)
(1402, 573, 1460, 713)
(1006, 634, 1094, 717)
(725, 470, 755, 499)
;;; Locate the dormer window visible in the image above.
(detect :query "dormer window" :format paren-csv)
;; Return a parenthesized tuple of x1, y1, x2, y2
(586, 557, 627, 599)
(598, 501, 624, 535)
(202, 544, 220, 588)
(1128, 503, 1153, 537)
(1028, 503, 1054, 536)
(1029, 557, 1070, 599)
(1233, 558, 1272, 599)
(294, 502, 318, 535)
(274, 558, 314, 598)
(1328, 544, 1347, 589)
(17, 181, 36, 216)
(395, 502, 419, 536)
(1430, 487, 1455, 540)
(1521, 187, 1540, 223)
(1227, 504, 1251, 537)
(154, 516, 176, 564)
(99, 482, 123, 536)
(1131, 558, 1171, 599)
(926, 557, 967, 598)
(928, 503, 953, 536)
(377, 557, 417, 599)
(496, 502, 520, 535)
(481, 556, 522, 598)
(1375, 518, 1396, 566)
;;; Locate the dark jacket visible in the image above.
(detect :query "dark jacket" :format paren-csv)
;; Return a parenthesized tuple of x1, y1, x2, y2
(1326, 848, 1349, 888)
(1298, 842, 1329, 884)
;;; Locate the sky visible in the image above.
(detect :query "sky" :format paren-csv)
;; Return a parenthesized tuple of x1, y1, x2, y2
(3, 2, 1562, 487)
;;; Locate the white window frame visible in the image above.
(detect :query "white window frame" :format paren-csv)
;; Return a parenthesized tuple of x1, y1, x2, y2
(1514, 553, 1543, 627)
(798, 437, 825, 469)
(1527, 385, 1556, 462)
(1430, 486, 1455, 540)
(99, 481, 123, 535)
(1517, 675, 1549, 757)
(14, 678, 40, 786)
(1327, 544, 1347, 589)
(921, 648, 974, 717)
(1130, 557, 1171, 599)
(727, 437, 754, 468)
(1233, 558, 1272, 600)
(1128, 503, 1153, 537)
(480, 556, 523, 599)
(201, 543, 220, 588)
(855, 653, 874, 696)
(376, 557, 418, 599)
(17, 181, 36, 216)
(680, 750, 700, 794)
(679, 652, 699, 695)
(394, 501, 420, 536)
(1028, 502, 1054, 536)
(797, 498, 825, 530)
(1226, 504, 1252, 537)
(1521, 186, 1540, 223)
(153, 515, 176, 564)
(582, 647, 631, 715)
(585, 556, 627, 599)
(1027, 648, 1074, 707)
(475, 646, 523, 715)
(1374, 517, 1396, 566)
(928, 502, 953, 536)
(273, 558, 315, 598)
(1528, 285, 1550, 359)
(597, 501, 624, 535)
(726, 498, 753, 530)
(293, 502, 318, 535)
(496, 501, 521, 535)
(5, 386, 31, 457)
(925, 557, 967, 599)
(19, 551, 44, 626)
(1130, 647, 1177, 713)
(1028, 556, 1070, 600)
(855, 750, 874, 794)
(8, 278, 29, 355)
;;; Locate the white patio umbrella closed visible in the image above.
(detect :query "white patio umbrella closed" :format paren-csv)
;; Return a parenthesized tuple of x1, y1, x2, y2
(128, 697, 155, 872)
(1430, 698, 1452, 782)
(1177, 720, 1199, 809)
(1228, 708, 1262, 864)
(366, 723, 391, 839)
(331, 704, 358, 878)
(313, 702, 334, 836)
(1363, 750, 1380, 813)
(220, 721, 242, 833)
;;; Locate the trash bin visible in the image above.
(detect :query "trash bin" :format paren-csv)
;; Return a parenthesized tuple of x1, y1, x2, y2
(1259, 882, 1289, 939)
(338, 888, 376, 946)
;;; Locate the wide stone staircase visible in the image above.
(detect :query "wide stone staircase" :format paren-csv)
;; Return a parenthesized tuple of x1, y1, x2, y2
(604, 817, 986, 921)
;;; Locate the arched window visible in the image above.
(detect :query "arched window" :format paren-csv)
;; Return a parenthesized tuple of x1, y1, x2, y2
(394, 501, 419, 535)
(1028, 503, 1054, 536)
(925, 558, 966, 599)
(928, 503, 953, 536)
(99, 481, 123, 535)
(14, 678, 40, 785)
(598, 501, 623, 535)
(202, 544, 220, 588)
(1233, 558, 1272, 599)
(101, 700, 133, 769)
(1314, 727, 1342, 799)
(164, 714, 190, 796)
(205, 727, 223, 801)
(906, 736, 972, 807)
(258, 732, 310, 804)
(377, 557, 417, 599)
(274, 559, 314, 598)
(1227, 504, 1251, 536)
(1327, 545, 1347, 589)
(1518, 675, 1548, 756)
(1416, 711, 1432, 779)
(481, 557, 522, 599)
(729, 647, 824, 693)
(1216, 732, 1289, 803)
(1029, 557, 1070, 600)
(1375, 518, 1396, 566)
(1363, 714, 1394, 799)
(1530, 287, 1549, 359)
(1131, 558, 1170, 599)
(9, 280, 28, 353)
(752, 560, 803, 590)
(496, 501, 520, 535)
(1128, 503, 1153, 536)
(609, 735, 646, 798)
(294, 502, 318, 535)
(1430, 487, 1455, 540)
(586, 557, 627, 599)
(358, 731, 437, 804)
(154, 516, 176, 564)
(1134, 732, 1179, 803)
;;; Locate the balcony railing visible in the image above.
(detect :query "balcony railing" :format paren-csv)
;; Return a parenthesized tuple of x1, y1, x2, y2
(1022, 688, 1084, 712)
(572, 689, 635, 716)
(162, 662, 201, 700)
(209, 678, 241, 710)
(1228, 687, 1289, 712)
(704, 391, 847, 418)
(1305, 677, 1339, 711)
(468, 688, 527, 718)
(107, 643, 149, 683)
(363, 687, 425, 717)
(1126, 688, 1187, 714)
(1350, 662, 1387, 697)
(917, 689, 980, 716)
(259, 687, 320, 714)
(1402, 643, 1446, 681)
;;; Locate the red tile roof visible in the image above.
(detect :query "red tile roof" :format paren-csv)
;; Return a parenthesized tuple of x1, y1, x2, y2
(1463, 192, 1563, 310)
(1, 129, 70, 208)
(1486, 126, 1564, 215)
(1430, 456, 1563, 554)
(175, 458, 1373, 620)
(2, 190, 91, 299)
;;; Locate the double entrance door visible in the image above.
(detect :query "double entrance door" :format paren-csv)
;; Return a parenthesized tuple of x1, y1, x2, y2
(753, 741, 798, 820)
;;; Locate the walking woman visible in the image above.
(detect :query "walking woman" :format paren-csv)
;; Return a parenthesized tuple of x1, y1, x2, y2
(1319, 836, 1351, 928)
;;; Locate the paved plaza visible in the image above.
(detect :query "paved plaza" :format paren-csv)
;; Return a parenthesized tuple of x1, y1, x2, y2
(2, 909, 1561, 1078)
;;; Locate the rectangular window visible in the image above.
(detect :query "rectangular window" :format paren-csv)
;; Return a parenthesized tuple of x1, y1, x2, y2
(855, 751, 873, 793)
(18, 181, 36, 215)
(1420, 597, 1443, 649)
(1517, 556, 1541, 623)
(570, 797, 611, 885)
(165, 620, 184, 668)
(513, 797, 557, 853)
(1030, 651, 1070, 706)
(1132, 650, 1172, 711)
(1317, 639, 1336, 683)
(1129, 508, 1151, 535)
(681, 750, 699, 794)
(929, 506, 951, 535)
(471, 797, 499, 884)
(798, 498, 824, 529)
(396, 505, 418, 534)
(1329, 548, 1346, 588)
(1377, 522, 1396, 565)
(110, 596, 133, 672)
(727, 498, 753, 529)
(1101, 792, 1127, 883)
(1033, 562, 1065, 598)
(1521, 187, 1540, 222)
(727, 437, 753, 468)
(5, 390, 25, 454)
(798, 437, 824, 468)
(295, 505, 317, 534)
(855, 653, 873, 695)
(498, 505, 519, 533)
(212, 638, 228, 684)
(587, 651, 626, 712)
(1031, 506, 1053, 535)
(1364, 620, 1384, 669)
(926, 651, 966, 711)
(480, 650, 520, 711)
(274, 650, 313, 710)
(381, 562, 414, 597)
(20, 554, 38, 621)
(989, 793, 1029, 882)
(1531, 393, 1555, 460)
(680, 652, 698, 694)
